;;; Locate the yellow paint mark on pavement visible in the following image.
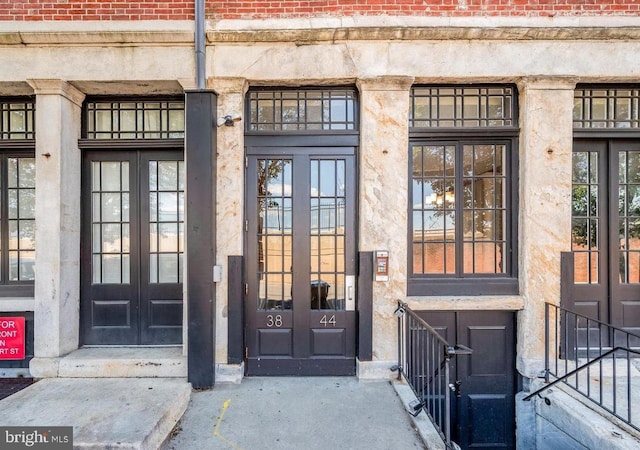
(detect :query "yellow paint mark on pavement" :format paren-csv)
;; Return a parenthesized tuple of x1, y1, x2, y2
(213, 399, 244, 450)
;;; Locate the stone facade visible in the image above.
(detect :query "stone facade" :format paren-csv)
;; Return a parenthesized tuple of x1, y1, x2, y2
(1, 2, 640, 445)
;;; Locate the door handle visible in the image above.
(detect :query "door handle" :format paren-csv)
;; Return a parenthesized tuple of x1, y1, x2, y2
(345, 275, 355, 311)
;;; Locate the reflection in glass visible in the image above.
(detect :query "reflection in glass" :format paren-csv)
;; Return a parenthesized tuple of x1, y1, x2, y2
(412, 143, 508, 275)
(149, 160, 184, 284)
(572, 151, 600, 284)
(618, 150, 640, 284)
(6, 157, 35, 281)
(91, 161, 130, 284)
(249, 89, 357, 131)
(1, 101, 34, 140)
(257, 159, 293, 310)
(310, 159, 346, 309)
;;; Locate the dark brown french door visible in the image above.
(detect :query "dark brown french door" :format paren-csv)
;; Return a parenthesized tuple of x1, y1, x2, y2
(571, 139, 640, 342)
(81, 150, 184, 345)
(245, 147, 357, 375)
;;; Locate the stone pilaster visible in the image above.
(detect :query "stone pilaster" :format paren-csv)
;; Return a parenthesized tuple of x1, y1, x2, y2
(210, 77, 247, 366)
(357, 76, 413, 367)
(516, 77, 576, 377)
(27, 79, 85, 361)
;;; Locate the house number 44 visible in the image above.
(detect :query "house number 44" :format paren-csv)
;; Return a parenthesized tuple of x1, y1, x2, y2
(320, 315, 336, 327)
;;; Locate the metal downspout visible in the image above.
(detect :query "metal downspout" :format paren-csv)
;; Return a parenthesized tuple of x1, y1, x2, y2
(195, 0, 206, 90)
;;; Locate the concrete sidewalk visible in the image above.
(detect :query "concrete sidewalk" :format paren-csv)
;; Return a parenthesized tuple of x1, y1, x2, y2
(0, 377, 191, 450)
(0, 376, 429, 449)
(162, 377, 426, 450)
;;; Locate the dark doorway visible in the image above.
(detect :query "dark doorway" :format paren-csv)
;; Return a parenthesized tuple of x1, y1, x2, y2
(418, 310, 516, 450)
(244, 147, 357, 375)
(80, 149, 184, 345)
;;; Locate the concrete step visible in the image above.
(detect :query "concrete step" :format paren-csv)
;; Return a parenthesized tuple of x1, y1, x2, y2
(0, 377, 191, 450)
(30, 347, 187, 378)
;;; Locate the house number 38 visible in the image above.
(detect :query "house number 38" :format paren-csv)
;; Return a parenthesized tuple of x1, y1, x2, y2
(266, 315, 282, 328)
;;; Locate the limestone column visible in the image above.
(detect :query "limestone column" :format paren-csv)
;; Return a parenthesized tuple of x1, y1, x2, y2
(357, 76, 413, 375)
(516, 78, 576, 378)
(209, 77, 247, 373)
(27, 80, 85, 364)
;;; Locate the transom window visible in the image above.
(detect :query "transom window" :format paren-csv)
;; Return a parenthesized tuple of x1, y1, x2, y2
(84, 99, 184, 139)
(410, 86, 514, 128)
(408, 86, 518, 296)
(248, 88, 357, 131)
(1, 100, 34, 140)
(574, 87, 640, 129)
(0, 98, 35, 295)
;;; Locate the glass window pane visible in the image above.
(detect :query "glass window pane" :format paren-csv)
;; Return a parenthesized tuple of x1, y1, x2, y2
(7, 158, 17, 188)
(18, 220, 35, 249)
(158, 254, 178, 283)
(101, 162, 122, 191)
(150, 254, 158, 283)
(18, 158, 35, 188)
(158, 223, 179, 252)
(102, 255, 122, 284)
(93, 255, 101, 284)
(18, 189, 35, 218)
(101, 193, 122, 222)
(158, 192, 178, 222)
(158, 161, 178, 190)
(18, 250, 35, 280)
(8, 190, 17, 219)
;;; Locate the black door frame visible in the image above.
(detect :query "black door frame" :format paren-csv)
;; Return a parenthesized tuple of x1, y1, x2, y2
(79, 147, 184, 346)
(243, 143, 358, 375)
(569, 137, 640, 338)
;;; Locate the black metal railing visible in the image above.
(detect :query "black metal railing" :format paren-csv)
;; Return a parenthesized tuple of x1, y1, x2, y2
(525, 302, 640, 432)
(394, 301, 471, 449)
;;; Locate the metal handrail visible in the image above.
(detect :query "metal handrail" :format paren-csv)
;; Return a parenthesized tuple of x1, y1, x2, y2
(536, 302, 640, 432)
(395, 301, 472, 449)
(523, 346, 640, 401)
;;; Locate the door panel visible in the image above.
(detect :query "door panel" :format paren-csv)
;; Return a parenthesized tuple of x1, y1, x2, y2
(245, 148, 356, 375)
(418, 311, 516, 450)
(570, 140, 640, 347)
(610, 142, 640, 339)
(81, 150, 183, 346)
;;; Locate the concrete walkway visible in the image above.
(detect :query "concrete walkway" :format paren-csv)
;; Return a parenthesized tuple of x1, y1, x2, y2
(0, 377, 191, 450)
(162, 377, 426, 450)
(0, 376, 428, 449)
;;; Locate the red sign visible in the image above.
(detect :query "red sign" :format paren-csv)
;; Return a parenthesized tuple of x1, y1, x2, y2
(0, 317, 25, 360)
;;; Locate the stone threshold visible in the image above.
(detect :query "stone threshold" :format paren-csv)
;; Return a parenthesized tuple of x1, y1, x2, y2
(30, 346, 187, 378)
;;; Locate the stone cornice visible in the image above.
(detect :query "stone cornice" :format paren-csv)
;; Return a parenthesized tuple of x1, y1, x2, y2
(2, 25, 640, 47)
(0, 31, 193, 46)
(27, 79, 85, 106)
(208, 26, 640, 44)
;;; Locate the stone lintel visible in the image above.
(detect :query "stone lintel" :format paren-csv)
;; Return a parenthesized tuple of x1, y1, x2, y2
(357, 76, 414, 92)
(517, 76, 579, 92)
(404, 296, 525, 311)
(71, 80, 184, 96)
(0, 81, 34, 96)
(208, 77, 248, 95)
(27, 79, 85, 106)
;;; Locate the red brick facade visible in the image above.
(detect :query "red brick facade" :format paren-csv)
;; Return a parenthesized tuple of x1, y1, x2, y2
(0, 0, 638, 21)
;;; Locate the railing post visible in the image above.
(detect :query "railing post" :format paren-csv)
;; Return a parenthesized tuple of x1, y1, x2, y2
(444, 354, 451, 447)
(545, 302, 550, 383)
(396, 300, 404, 381)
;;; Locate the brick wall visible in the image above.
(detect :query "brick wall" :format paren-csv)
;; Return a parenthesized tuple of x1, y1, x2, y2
(0, 1, 193, 21)
(0, 0, 639, 21)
